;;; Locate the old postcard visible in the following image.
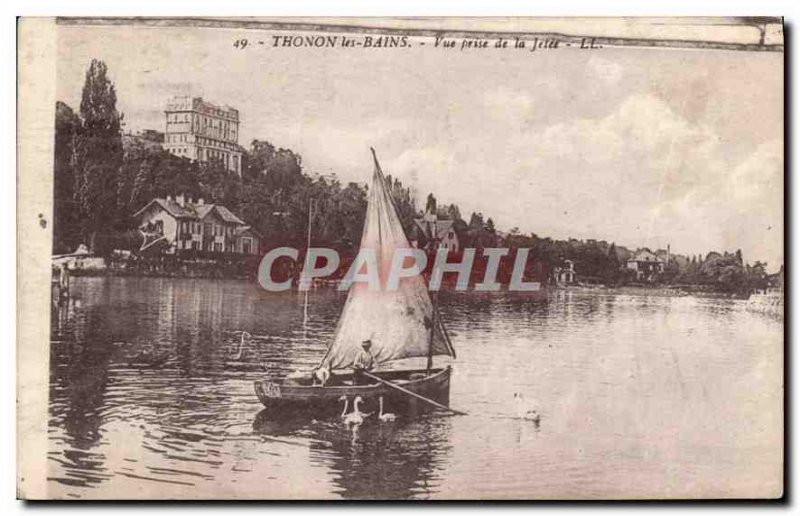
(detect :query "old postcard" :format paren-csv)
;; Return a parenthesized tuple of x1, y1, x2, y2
(17, 17, 784, 500)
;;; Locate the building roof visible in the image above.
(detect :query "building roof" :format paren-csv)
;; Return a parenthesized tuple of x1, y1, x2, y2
(165, 96, 239, 121)
(193, 204, 215, 219)
(133, 198, 195, 219)
(413, 217, 455, 241)
(134, 197, 246, 226)
(628, 249, 663, 263)
(213, 205, 245, 225)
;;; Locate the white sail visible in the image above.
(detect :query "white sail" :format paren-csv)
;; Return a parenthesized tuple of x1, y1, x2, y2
(320, 149, 455, 370)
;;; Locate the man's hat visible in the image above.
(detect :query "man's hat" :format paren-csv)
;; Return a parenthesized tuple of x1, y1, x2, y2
(361, 339, 372, 347)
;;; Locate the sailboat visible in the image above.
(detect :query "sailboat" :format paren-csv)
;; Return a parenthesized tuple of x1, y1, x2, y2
(254, 148, 457, 417)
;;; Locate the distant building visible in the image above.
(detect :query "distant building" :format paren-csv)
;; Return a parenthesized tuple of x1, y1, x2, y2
(122, 130, 165, 152)
(133, 194, 260, 255)
(767, 265, 784, 290)
(141, 129, 165, 143)
(411, 209, 460, 253)
(552, 259, 576, 285)
(626, 246, 670, 281)
(163, 96, 243, 175)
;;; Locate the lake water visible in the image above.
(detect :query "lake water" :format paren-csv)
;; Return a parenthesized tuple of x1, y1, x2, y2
(48, 276, 783, 499)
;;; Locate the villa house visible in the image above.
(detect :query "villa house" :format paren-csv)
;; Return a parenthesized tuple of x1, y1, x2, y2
(133, 194, 260, 256)
(411, 209, 460, 253)
(626, 248, 669, 282)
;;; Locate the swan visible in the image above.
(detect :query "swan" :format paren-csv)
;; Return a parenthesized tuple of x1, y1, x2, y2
(338, 395, 350, 418)
(514, 393, 541, 424)
(378, 396, 396, 422)
(338, 395, 371, 427)
(352, 395, 373, 420)
(338, 395, 363, 427)
(233, 331, 251, 360)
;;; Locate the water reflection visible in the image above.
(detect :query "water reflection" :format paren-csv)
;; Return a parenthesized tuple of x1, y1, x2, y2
(50, 297, 115, 488)
(252, 410, 452, 499)
(48, 277, 783, 499)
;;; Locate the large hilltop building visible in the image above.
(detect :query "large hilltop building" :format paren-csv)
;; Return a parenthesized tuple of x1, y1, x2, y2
(163, 96, 243, 175)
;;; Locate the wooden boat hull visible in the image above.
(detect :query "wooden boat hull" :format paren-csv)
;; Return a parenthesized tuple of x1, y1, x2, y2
(254, 366, 451, 419)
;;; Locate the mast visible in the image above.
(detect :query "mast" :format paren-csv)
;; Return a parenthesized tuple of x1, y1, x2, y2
(427, 289, 436, 371)
(425, 214, 442, 372)
(303, 198, 314, 342)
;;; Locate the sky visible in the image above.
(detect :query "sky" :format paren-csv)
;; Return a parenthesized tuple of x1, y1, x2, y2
(56, 22, 784, 270)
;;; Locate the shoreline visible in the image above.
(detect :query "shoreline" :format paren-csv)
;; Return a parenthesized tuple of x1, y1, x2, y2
(554, 284, 746, 299)
(60, 269, 748, 300)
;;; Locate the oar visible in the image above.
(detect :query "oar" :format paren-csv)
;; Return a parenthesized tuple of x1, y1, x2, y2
(362, 371, 468, 416)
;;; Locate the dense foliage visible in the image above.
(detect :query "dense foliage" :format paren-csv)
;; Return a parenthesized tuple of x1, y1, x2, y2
(52, 60, 775, 295)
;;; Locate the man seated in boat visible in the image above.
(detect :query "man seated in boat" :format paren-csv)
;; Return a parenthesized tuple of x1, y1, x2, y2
(352, 339, 375, 385)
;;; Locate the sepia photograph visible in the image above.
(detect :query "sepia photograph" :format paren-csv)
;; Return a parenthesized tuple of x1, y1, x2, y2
(17, 16, 784, 500)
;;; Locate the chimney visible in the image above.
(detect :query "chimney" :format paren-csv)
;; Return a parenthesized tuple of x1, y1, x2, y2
(198, 198, 205, 205)
(166, 195, 172, 202)
(176, 194, 185, 207)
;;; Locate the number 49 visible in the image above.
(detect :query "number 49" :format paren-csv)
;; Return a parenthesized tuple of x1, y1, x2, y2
(233, 38, 248, 49)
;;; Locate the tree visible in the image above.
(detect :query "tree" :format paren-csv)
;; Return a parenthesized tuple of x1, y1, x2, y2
(381, 175, 416, 235)
(53, 101, 82, 253)
(74, 59, 124, 253)
(605, 242, 621, 284)
(608, 243, 619, 267)
(425, 193, 437, 214)
(445, 203, 461, 222)
(485, 217, 496, 234)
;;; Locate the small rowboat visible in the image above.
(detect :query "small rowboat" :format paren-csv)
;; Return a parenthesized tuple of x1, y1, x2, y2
(254, 149, 458, 418)
(254, 366, 451, 418)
